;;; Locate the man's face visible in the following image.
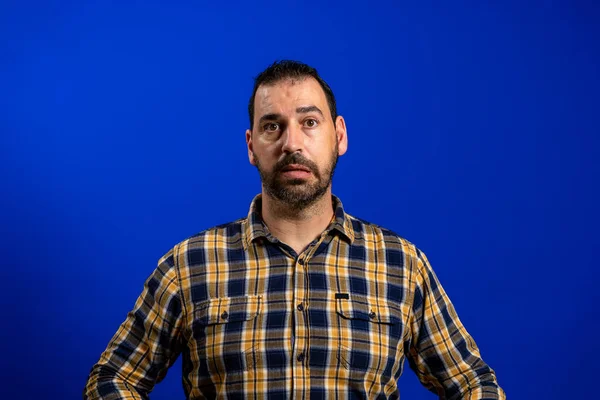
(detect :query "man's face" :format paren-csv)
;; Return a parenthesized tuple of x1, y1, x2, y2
(246, 77, 347, 210)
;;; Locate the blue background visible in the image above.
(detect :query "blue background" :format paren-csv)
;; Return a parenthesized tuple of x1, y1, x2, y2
(1, 1, 598, 398)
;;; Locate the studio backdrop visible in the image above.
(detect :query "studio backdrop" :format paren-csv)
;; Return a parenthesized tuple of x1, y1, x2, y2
(1, 1, 598, 399)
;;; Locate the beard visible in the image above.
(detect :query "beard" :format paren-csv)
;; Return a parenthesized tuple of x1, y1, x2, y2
(253, 143, 339, 211)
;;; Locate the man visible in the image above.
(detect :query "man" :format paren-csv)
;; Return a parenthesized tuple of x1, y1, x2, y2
(84, 60, 505, 399)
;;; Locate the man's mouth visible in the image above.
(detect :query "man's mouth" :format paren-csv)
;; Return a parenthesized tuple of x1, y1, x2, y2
(281, 164, 311, 173)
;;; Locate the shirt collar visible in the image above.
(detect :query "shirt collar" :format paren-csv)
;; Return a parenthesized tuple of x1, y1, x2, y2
(243, 194, 355, 250)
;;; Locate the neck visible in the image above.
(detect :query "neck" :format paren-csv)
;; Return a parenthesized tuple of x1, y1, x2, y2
(260, 189, 334, 255)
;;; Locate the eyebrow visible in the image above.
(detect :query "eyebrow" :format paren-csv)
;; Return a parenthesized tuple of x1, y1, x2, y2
(257, 106, 325, 126)
(296, 105, 324, 117)
(258, 113, 282, 125)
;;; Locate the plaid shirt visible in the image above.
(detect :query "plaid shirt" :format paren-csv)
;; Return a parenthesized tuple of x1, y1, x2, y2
(84, 195, 504, 399)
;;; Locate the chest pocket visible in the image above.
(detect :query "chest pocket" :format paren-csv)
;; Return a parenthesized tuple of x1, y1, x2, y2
(193, 295, 261, 375)
(335, 294, 404, 378)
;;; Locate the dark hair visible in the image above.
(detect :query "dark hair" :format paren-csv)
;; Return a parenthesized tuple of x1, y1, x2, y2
(248, 60, 338, 129)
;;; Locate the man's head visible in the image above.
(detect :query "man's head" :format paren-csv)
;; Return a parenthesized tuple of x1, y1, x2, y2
(248, 60, 338, 130)
(245, 60, 348, 210)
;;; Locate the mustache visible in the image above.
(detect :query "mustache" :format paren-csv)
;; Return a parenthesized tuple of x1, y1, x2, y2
(274, 153, 318, 174)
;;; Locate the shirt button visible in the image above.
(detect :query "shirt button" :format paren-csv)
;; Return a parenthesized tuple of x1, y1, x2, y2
(297, 353, 305, 362)
(298, 258, 304, 265)
(297, 303, 304, 311)
(221, 311, 229, 320)
(368, 311, 376, 319)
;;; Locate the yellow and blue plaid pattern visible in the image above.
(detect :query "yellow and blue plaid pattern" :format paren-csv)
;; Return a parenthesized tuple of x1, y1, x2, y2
(84, 195, 505, 399)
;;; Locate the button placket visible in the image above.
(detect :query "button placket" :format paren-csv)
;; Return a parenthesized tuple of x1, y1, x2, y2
(292, 254, 308, 392)
(291, 239, 326, 398)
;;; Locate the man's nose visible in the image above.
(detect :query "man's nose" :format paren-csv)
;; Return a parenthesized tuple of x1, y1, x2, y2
(281, 123, 304, 154)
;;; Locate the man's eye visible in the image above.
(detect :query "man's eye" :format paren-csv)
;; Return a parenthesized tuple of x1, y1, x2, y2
(264, 123, 279, 132)
(304, 119, 318, 128)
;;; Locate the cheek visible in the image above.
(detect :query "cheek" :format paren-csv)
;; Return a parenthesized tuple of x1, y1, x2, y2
(310, 136, 336, 158)
(253, 151, 275, 170)
(258, 142, 283, 161)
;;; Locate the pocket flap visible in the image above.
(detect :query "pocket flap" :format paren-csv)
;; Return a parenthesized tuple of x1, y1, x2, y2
(335, 294, 397, 324)
(195, 295, 261, 325)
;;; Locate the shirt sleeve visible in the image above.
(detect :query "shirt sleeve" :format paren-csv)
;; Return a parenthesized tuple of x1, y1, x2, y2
(83, 249, 185, 400)
(406, 248, 506, 400)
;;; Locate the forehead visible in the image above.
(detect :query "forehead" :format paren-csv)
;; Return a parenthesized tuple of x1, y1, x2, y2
(254, 77, 329, 116)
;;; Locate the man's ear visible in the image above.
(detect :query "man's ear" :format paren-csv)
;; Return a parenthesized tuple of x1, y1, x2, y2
(335, 116, 348, 156)
(246, 129, 257, 166)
